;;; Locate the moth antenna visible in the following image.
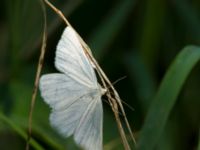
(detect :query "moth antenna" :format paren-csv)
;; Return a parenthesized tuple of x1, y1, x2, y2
(112, 76, 127, 86)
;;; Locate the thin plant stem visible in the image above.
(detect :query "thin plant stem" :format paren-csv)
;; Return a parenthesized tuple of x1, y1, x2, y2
(26, 0, 47, 149)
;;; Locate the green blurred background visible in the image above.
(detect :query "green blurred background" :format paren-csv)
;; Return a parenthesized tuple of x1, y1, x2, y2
(0, 0, 200, 149)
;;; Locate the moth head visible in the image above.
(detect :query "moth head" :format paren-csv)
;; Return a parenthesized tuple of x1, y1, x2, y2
(100, 87, 107, 95)
(97, 84, 106, 95)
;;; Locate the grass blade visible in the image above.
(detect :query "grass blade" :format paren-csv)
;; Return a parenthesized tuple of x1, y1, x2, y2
(0, 112, 44, 150)
(172, 0, 200, 42)
(88, 0, 136, 60)
(139, 0, 166, 70)
(124, 52, 156, 111)
(198, 129, 200, 150)
(138, 45, 200, 150)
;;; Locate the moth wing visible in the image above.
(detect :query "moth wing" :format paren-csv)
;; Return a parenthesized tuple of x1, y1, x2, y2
(39, 73, 90, 112)
(39, 73, 103, 150)
(74, 99, 103, 150)
(55, 26, 97, 87)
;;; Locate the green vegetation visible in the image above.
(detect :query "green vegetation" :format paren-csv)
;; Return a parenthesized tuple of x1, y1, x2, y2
(0, 0, 199, 149)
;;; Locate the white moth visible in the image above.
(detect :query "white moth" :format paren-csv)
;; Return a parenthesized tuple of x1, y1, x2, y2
(39, 26, 105, 150)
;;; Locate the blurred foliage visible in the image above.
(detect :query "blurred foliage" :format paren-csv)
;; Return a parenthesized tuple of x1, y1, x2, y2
(0, 0, 200, 149)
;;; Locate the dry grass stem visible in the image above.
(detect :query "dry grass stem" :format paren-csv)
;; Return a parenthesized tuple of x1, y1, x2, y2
(26, 0, 47, 149)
